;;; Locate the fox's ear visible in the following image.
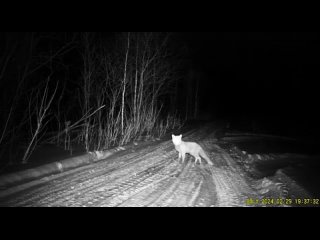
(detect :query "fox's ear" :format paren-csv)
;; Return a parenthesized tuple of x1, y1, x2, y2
(179, 134, 182, 138)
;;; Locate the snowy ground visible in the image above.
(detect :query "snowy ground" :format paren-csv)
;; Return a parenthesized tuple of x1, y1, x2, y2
(0, 123, 319, 207)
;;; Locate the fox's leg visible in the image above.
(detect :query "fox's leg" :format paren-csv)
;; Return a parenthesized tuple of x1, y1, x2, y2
(194, 154, 201, 165)
(178, 152, 182, 160)
(181, 152, 186, 163)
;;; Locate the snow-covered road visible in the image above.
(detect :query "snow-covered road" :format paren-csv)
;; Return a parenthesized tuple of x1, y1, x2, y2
(0, 125, 311, 207)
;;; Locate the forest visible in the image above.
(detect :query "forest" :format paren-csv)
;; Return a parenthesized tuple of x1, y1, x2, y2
(0, 32, 200, 168)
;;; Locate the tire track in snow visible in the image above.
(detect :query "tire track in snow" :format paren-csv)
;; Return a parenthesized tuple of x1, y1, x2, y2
(0, 141, 175, 206)
(0, 125, 261, 207)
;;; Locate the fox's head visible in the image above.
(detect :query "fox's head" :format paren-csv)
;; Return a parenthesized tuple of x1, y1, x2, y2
(172, 134, 182, 145)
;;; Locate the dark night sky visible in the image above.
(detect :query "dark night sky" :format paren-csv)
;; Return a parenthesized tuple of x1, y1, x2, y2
(183, 32, 320, 122)
(1, 32, 319, 138)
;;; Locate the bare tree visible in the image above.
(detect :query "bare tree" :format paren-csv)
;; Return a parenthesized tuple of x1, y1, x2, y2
(121, 32, 130, 135)
(22, 77, 58, 164)
(0, 33, 76, 166)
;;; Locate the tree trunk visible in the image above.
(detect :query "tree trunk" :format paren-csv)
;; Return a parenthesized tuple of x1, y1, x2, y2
(121, 32, 130, 135)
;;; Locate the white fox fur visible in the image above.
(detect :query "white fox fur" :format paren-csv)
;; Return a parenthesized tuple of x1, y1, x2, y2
(172, 134, 213, 165)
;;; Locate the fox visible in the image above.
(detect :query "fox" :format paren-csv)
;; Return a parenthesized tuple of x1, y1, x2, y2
(171, 134, 213, 165)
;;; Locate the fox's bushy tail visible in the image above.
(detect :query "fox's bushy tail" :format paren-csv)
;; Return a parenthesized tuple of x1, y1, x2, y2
(199, 148, 213, 165)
